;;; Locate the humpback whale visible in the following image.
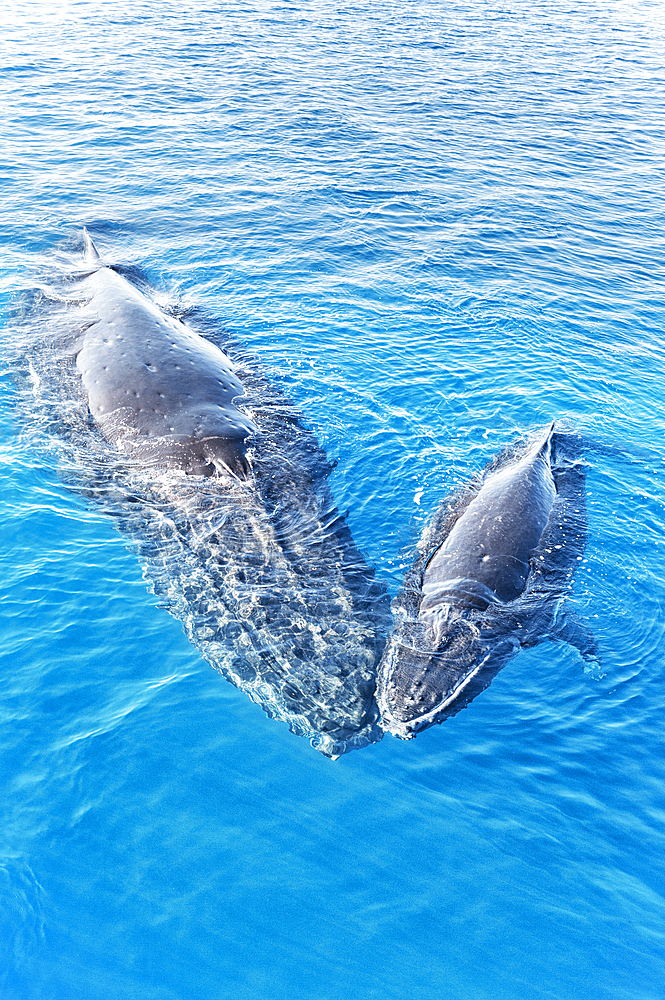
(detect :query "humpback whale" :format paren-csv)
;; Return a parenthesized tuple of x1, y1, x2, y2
(18, 231, 389, 757)
(377, 423, 597, 739)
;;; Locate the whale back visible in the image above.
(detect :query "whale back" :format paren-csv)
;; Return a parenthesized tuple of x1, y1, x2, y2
(422, 422, 556, 609)
(76, 238, 257, 478)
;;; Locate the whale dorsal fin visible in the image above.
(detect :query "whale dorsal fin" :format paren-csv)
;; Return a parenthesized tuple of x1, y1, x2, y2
(83, 228, 101, 264)
(534, 420, 556, 461)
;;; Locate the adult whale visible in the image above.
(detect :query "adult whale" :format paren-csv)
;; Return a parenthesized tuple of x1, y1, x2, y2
(377, 423, 597, 739)
(18, 231, 389, 757)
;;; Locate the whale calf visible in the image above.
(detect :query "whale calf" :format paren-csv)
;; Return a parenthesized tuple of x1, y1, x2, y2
(17, 231, 389, 757)
(377, 423, 596, 739)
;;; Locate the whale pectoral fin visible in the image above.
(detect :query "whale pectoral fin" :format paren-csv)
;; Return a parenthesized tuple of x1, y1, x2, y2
(553, 613, 599, 665)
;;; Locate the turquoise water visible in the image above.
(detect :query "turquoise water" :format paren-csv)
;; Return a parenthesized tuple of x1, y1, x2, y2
(2, 1, 665, 997)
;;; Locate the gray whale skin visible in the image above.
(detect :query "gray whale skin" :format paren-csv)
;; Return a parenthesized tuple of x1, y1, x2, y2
(77, 229, 257, 478)
(377, 423, 597, 739)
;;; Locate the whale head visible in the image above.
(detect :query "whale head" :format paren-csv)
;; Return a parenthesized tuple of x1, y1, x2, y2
(376, 608, 499, 738)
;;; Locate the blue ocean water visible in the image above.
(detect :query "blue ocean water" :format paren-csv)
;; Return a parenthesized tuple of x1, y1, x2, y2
(2, 0, 665, 997)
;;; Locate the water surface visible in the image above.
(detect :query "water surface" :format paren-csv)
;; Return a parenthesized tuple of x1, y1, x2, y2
(2, 2, 665, 998)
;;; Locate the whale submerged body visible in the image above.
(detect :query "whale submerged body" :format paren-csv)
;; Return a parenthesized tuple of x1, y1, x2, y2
(378, 423, 596, 739)
(22, 231, 388, 757)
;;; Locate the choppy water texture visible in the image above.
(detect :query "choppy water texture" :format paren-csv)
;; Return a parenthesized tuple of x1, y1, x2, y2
(2, 2, 665, 998)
